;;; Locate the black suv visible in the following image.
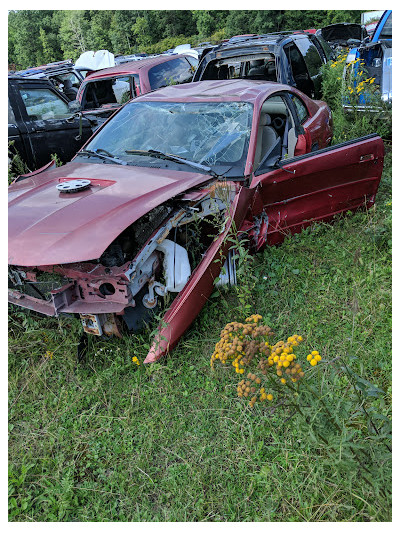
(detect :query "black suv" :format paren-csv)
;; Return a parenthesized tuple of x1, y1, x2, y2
(193, 32, 334, 99)
(8, 75, 94, 172)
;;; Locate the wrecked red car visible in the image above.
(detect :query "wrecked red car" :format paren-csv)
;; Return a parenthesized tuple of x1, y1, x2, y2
(8, 80, 384, 363)
(76, 54, 198, 121)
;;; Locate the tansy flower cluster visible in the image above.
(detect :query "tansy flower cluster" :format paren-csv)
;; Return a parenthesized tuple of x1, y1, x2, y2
(265, 335, 306, 385)
(132, 356, 141, 366)
(330, 53, 347, 68)
(211, 315, 323, 408)
(306, 350, 322, 366)
(237, 374, 273, 408)
(210, 314, 273, 372)
(347, 76, 376, 95)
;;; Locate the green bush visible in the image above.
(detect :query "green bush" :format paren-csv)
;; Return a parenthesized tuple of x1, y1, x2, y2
(142, 34, 199, 55)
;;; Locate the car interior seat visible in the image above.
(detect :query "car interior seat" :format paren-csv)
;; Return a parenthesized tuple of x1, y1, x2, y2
(254, 113, 278, 167)
(264, 61, 277, 81)
(217, 65, 229, 80)
(62, 79, 79, 101)
(247, 59, 267, 80)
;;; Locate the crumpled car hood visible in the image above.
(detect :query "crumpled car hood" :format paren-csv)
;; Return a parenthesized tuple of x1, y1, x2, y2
(9, 161, 213, 266)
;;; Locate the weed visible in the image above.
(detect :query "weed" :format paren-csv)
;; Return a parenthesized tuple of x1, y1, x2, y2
(211, 314, 391, 514)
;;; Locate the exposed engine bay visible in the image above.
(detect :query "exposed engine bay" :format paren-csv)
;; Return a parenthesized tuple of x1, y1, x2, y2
(8, 186, 238, 338)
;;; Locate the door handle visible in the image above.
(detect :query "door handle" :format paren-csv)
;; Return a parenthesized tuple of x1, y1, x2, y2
(360, 153, 374, 162)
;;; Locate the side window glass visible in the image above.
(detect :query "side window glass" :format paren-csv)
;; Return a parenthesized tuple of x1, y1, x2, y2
(295, 38, 323, 77)
(289, 94, 309, 124)
(285, 43, 308, 78)
(19, 88, 70, 120)
(312, 35, 334, 61)
(112, 76, 132, 104)
(148, 58, 195, 90)
(132, 74, 140, 96)
(284, 43, 313, 98)
(8, 98, 17, 125)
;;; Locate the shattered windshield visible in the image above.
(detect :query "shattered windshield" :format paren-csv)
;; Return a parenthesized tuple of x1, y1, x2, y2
(84, 100, 253, 173)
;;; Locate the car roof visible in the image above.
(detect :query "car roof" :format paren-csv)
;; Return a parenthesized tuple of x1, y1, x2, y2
(8, 74, 53, 83)
(15, 60, 75, 76)
(212, 31, 310, 51)
(135, 79, 293, 104)
(82, 54, 191, 81)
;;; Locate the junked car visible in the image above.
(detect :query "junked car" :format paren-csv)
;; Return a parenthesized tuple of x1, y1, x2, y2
(8, 75, 94, 172)
(316, 23, 368, 53)
(76, 54, 199, 121)
(193, 32, 334, 99)
(8, 80, 384, 363)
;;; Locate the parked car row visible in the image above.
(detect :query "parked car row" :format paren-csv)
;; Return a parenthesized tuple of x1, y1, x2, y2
(12, 23, 386, 174)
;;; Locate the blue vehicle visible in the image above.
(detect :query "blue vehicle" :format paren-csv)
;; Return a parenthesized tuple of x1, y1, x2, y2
(344, 10, 392, 111)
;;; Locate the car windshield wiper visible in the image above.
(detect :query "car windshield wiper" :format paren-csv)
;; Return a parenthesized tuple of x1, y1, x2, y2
(77, 148, 128, 165)
(125, 149, 217, 176)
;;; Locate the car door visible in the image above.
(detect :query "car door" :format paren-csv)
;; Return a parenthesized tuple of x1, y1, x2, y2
(145, 185, 255, 363)
(250, 133, 384, 245)
(8, 93, 31, 169)
(283, 41, 314, 98)
(293, 36, 325, 98)
(14, 82, 93, 169)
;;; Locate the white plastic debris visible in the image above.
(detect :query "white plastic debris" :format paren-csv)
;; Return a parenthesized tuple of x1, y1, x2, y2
(75, 50, 115, 71)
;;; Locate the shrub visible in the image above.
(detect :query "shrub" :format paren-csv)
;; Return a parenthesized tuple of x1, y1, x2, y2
(211, 314, 392, 516)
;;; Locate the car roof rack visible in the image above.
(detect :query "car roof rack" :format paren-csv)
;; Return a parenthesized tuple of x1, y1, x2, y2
(15, 59, 75, 77)
(218, 30, 311, 47)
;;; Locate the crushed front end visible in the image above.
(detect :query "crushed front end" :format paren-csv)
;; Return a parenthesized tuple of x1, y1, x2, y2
(9, 187, 236, 341)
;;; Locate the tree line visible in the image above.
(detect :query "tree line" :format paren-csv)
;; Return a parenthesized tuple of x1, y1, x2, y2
(8, 10, 362, 70)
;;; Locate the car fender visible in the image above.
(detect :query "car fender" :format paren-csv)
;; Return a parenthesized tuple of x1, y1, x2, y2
(144, 185, 254, 363)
